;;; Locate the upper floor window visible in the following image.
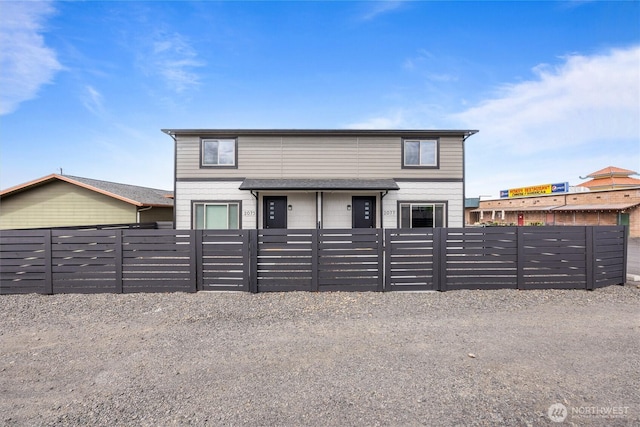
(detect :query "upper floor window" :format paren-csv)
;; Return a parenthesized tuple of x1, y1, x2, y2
(403, 139, 438, 168)
(202, 139, 237, 167)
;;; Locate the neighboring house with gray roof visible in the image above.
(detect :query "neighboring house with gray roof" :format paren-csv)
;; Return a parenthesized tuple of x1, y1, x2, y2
(163, 129, 477, 230)
(0, 174, 173, 229)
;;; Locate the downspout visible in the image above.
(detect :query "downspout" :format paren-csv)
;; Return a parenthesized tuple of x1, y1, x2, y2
(316, 191, 321, 229)
(137, 206, 153, 223)
(251, 190, 259, 229)
(461, 131, 478, 228)
(380, 190, 389, 229)
(163, 130, 178, 229)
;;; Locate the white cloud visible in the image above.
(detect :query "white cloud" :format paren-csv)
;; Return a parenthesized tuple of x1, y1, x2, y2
(452, 46, 640, 154)
(344, 46, 640, 198)
(0, 1, 62, 115)
(346, 103, 449, 130)
(140, 31, 204, 93)
(347, 110, 407, 129)
(360, 0, 406, 21)
(82, 85, 105, 116)
(452, 45, 640, 197)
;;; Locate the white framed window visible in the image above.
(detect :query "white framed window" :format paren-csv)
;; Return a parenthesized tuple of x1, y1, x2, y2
(202, 139, 236, 167)
(194, 202, 240, 229)
(399, 202, 446, 228)
(403, 139, 438, 167)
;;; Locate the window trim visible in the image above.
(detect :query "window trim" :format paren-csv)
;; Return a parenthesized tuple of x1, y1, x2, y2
(401, 138, 439, 169)
(396, 201, 448, 228)
(200, 138, 238, 168)
(192, 200, 242, 229)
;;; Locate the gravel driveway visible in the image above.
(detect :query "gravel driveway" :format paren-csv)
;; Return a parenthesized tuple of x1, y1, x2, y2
(1, 284, 639, 426)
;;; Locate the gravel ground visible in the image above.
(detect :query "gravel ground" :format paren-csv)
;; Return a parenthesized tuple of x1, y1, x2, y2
(1, 284, 639, 426)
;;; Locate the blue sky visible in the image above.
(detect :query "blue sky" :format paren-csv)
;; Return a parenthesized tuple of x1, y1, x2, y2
(1, 0, 639, 198)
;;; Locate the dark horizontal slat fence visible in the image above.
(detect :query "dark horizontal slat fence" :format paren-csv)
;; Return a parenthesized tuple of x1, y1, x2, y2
(199, 230, 250, 291)
(318, 229, 383, 292)
(122, 230, 196, 293)
(0, 226, 627, 295)
(255, 229, 314, 292)
(444, 228, 519, 291)
(385, 229, 437, 291)
(0, 230, 51, 294)
(520, 227, 588, 290)
(593, 226, 627, 288)
(52, 230, 119, 294)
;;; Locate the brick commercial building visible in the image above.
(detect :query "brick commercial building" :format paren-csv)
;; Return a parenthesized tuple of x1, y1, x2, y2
(467, 167, 640, 237)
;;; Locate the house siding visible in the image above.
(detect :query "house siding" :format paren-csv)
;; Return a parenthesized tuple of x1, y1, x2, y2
(176, 181, 256, 229)
(386, 181, 464, 228)
(176, 181, 464, 229)
(176, 135, 463, 180)
(0, 181, 135, 229)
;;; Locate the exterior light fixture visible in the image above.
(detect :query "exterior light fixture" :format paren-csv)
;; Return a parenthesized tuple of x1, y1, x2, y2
(347, 204, 352, 211)
(288, 205, 292, 211)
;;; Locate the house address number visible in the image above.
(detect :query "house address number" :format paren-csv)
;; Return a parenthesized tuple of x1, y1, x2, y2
(243, 210, 256, 216)
(383, 210, 396, 216)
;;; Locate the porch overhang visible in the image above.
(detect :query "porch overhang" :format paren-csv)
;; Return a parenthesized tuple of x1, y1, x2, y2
(239, 178, 400, 191)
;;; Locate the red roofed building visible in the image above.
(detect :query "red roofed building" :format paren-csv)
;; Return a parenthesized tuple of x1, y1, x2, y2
(578, 166, 640, 190)
(467, 166, 640, 237)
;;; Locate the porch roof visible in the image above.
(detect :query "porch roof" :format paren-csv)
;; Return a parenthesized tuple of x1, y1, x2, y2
(239, 178, 400, 191)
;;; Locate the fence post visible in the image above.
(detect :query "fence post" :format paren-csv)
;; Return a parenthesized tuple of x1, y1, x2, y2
(311, 229, 319, 292)
(383, 229, 391, 291)
(433, 228, 447, 291)
(195, 230, 203, 291)
(114, 230, 123, 294)
(516, 227, 525, 290)
(622, 225, 628, 285)
(376, 229, 384, 292)
(242, 230, 251, 292)
(44, 230, 53, 295)
(585, 227, 594, 290)
(249, 229, 258, 293)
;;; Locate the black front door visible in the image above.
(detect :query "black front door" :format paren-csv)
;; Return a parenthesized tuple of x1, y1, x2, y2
(352, 196, 376, 228)
(264, 196, 287, 229)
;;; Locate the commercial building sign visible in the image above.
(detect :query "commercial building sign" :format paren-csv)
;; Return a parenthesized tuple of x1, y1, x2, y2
(500, 182, 569, 198)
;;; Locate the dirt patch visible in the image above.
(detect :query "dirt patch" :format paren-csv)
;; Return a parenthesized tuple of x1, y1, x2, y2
(1, 285, 639, 426)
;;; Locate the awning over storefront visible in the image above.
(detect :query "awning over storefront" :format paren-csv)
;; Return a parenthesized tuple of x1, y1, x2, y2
(471, 206, 561, 212)
(239, 178, 400, 191)
(551, 203, 639, 212)
(471, 202, 639, 213)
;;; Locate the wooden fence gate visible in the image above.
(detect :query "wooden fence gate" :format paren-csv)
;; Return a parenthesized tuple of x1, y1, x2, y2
(253, 229, 383, 292)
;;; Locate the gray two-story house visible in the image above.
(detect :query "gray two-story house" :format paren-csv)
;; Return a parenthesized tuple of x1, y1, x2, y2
(163, 129, 477, 230)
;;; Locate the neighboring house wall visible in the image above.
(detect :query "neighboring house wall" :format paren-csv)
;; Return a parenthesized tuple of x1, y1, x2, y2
(138, 207, 174, 223)
(0, 181, 135, 229)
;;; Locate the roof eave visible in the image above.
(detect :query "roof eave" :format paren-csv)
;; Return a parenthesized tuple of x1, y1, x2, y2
(0, 174, 147, 207)
(161, 129, 479, 138)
